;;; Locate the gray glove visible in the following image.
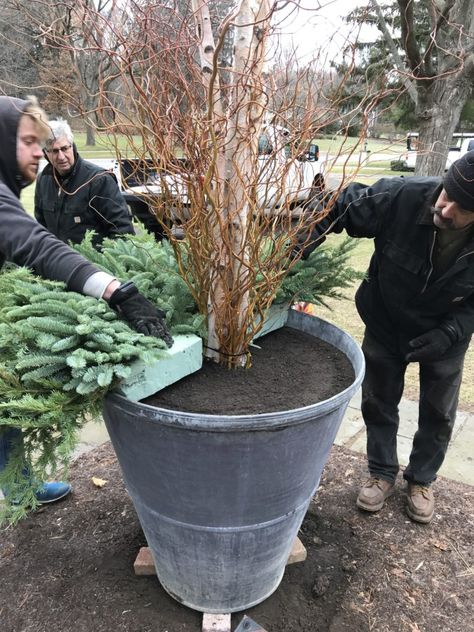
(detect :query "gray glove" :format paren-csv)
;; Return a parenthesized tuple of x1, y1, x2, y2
(109, 281, 173, 347)
(406, 326, 455, 362)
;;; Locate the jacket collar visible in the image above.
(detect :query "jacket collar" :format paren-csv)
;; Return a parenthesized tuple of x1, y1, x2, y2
(416, 182, 443, 226)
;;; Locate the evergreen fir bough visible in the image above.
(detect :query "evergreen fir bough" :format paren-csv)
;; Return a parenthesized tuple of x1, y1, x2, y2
(0, 267, 167, 523)
(276, 237, 364, 306)
(73, 231, 206, 337)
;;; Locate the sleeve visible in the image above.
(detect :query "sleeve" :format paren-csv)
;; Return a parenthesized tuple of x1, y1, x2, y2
(300, 177, 400, 256)
(89, 172, 135, 238)
(0, 186, 100, 294)
(442, 299, 474, 341)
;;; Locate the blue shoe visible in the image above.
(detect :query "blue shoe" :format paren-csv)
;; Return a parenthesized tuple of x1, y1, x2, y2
(35, 481, 72, 504)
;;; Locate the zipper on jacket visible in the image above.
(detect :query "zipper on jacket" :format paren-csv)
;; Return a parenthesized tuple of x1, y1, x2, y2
(456, 248, 474, 264)
(421, 231, 437, 293)
(422, 231, 474, 292)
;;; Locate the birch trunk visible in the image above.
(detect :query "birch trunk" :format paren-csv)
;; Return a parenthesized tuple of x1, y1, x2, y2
(192, 0, 272, 366)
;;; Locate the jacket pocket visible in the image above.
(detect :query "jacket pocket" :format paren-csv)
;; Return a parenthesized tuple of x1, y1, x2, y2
(382, 241, 425, 275)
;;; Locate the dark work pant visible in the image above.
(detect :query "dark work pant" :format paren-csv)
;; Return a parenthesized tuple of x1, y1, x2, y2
(361, 329, 464, 486)
(0, 426, 26, 496)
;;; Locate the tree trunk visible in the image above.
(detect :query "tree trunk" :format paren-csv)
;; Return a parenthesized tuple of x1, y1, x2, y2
(415, 78, 472, 176)
(193, 0, 271, 367)
(85, 123, 96, 146)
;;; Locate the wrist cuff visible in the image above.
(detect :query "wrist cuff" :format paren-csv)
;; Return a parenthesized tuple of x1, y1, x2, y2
(82, 272, 117, 299)
(439, 322, 458, 343)
(108, 281, 139, 310)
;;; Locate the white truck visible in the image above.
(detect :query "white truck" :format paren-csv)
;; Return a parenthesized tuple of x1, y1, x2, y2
(393, 132, 474, 172)
(112, 125, 325, 238)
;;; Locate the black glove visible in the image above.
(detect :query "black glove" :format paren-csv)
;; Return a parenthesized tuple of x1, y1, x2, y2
(405, 326, 456, 362)
(109, 281, 174, 347)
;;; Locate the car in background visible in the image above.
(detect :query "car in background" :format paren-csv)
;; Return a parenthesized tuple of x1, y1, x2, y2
(392, 131, 474, 172)
(110, 126, 325, 239)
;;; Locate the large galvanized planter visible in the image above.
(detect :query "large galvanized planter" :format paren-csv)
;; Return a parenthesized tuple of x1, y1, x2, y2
(103, 310, 364, 613)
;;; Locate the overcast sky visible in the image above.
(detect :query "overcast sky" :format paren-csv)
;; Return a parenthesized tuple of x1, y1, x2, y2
(276, 1, 374, 64)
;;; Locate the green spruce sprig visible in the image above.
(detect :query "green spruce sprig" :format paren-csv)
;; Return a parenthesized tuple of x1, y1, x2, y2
(276, 237, 364, 306)
(73, 230, 206, 337)
(0, 267, 167, 523)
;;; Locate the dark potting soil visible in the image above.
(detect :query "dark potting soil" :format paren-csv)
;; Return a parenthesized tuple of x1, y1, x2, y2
(143, 326, 355, 414)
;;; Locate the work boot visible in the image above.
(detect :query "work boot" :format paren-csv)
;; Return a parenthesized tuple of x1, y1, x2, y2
(4, 481, 72, 506)
(406, 484, 434, 524)
(356, 477, 395, 512)
(35, 482, 72, 504)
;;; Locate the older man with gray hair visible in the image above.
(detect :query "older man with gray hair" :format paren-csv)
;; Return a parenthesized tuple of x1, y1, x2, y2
(35, 118, 134, 248)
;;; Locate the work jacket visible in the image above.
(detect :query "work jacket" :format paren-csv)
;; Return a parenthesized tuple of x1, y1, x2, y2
(35, 151, 134, 247)
(309, 176, 474, 356)
(0, 97, 99, 292)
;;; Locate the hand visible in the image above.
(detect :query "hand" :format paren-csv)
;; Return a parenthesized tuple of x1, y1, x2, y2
(406, 328, 453, 362)
(108, 281, 174, 347)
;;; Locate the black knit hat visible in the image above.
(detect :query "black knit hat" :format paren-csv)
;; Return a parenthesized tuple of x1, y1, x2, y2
(444, 150, 474, 210)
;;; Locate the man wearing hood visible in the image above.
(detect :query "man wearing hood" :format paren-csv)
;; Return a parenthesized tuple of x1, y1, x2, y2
(0, 95, 172, 505)
(35, 118, 134, 247)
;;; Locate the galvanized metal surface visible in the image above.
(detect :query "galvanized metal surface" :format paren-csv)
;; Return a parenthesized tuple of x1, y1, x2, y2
(234, 615, 268, 632)
(103, 313, 365, 613)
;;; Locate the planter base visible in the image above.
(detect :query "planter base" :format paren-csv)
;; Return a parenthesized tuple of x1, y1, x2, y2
(133, 537, 307, 576)
(202, 613, 231, 632)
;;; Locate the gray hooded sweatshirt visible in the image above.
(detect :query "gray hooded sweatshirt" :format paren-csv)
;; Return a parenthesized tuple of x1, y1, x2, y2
(0, 96, 108, 294)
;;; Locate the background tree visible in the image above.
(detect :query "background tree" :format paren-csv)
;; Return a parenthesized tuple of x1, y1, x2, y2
(3, 0, 126, 145)
(0, 3, 44, 100)
(347, 0, 474, 175)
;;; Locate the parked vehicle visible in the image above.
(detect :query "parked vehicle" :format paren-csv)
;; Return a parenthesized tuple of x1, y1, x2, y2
(112, 125, 325, 237)
(254, 124, 324, 215)
(392, 131, 474, 172)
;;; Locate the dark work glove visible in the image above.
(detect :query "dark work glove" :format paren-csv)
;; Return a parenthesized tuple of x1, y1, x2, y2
(405, 327, 455, 362)
(109, 281, 174, 347)
(291, 195, 330, 261)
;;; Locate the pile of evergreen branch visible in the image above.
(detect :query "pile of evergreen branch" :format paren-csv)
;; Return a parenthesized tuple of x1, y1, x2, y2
(74, 231, 206, 337)
(0, 267, 168, 523)
(276, 237, 364, 306)
(76, 229, 363, 314)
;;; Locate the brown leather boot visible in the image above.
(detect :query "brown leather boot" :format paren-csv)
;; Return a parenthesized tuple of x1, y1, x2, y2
(406, 484, 434, 524)
(356, 477, 395, 512)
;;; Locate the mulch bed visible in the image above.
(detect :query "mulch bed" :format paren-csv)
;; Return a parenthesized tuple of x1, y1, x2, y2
(0, 441, 472, 632)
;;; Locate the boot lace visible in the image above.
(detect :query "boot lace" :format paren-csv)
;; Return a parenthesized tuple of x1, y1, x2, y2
(410, 484, 431, 498)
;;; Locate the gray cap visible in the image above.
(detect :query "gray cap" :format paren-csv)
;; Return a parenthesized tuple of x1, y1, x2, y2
(443, 150, 474, 210)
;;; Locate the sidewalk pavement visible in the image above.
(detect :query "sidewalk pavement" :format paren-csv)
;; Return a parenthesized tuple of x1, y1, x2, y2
(74, 389, 474, 486)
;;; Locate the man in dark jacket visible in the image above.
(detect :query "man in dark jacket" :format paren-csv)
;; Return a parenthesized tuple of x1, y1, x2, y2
(0, 95, 172, 505)
(299, 152, 474, 523)
(35, 118, 134, 247)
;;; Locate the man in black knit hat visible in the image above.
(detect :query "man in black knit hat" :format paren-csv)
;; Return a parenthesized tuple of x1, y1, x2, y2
(299, 150, 474, 523)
